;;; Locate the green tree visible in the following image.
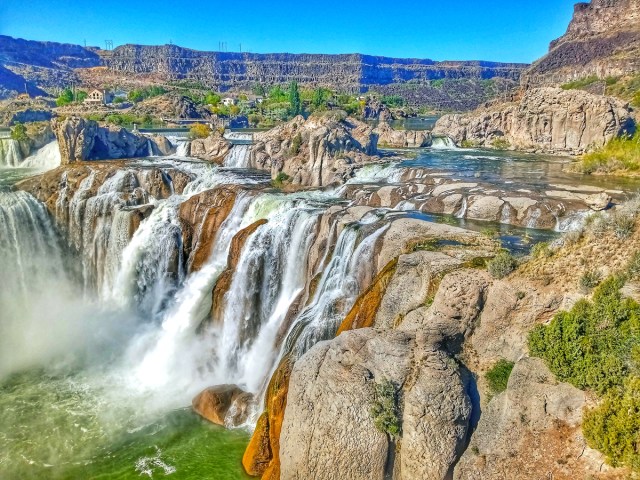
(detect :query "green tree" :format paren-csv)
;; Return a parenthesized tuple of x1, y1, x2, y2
(253, 84, 266, 96)
(312, 87, 330, 108)
(205, 92, 221, 106)
(10, 122, 28, 142)
(288, 81, 301, 116)
(56, 88, 74, 107)
(268, 85, 287, 102)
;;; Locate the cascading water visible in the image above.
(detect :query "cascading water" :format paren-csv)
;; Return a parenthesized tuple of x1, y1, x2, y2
(20, 141, 62, 170)
(0, 138, 23, 167)
(224, 145, 250, 168)
(431, 136, 458, 150)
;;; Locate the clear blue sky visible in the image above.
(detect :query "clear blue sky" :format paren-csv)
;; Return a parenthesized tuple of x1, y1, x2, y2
(0, 0, 577, 63)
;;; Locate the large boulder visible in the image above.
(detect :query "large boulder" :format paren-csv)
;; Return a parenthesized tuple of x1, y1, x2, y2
(454, 358, 607, 480)
(375, 121, 431, 148)
(189, 130, 231, 164)
(52, 116, 98, 164)
(53, 116, 169, 163)
(192, 385, 254, 427)
(248, 113, 379, 187)
(433, 87, 635, 155)
(278, 328, 472, 480)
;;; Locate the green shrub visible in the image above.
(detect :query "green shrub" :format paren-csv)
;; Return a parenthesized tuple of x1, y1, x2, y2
(528, 276, 640, 395)
(531, 241, 552, 259)
(9, 122, 28, 142)
(485, 359, 515, 395)
(578, 131, 640, 174)
(583, 376, 640, 471)
(491, 138, 510, 150)
(289, 133, 302, 156)
(612, 213, 636, 239)
(487, 251, 517, 279)
(56, 87, 74, 107)
(580, 270, 603, 291)
(272, 172, 291, 188)
(370, 379, 401, 439)
(189, 123, 211, 139)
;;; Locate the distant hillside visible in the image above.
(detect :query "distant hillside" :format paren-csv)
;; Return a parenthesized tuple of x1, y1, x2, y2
(523, 0, 640, 86)
(0, 35, 527, 111)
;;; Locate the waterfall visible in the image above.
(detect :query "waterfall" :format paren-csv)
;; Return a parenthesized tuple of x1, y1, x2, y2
(455, 196, 468, 218)
(175, 141, 190, 157)
(211, 195, 322, 392)
(0, 191, 66, 302)
(21, 141, 61, 170)
(0, 139, 23, 167)
(224, 145, 250, 168)
(431, 136, 458, 150)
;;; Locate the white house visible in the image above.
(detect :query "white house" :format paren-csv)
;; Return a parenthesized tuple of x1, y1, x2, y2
(84, 89, 114, 105)
(222, 97, 237, 107)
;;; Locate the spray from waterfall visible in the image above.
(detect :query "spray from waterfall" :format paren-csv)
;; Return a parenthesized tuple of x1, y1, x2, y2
(21, 141, 62, 170)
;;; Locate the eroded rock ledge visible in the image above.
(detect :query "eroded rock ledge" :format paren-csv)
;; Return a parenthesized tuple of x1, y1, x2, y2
(433, 87, 635, 155)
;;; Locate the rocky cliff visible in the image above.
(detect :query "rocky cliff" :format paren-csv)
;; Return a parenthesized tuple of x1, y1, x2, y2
(52, 116, 173, 164)
(0, 35, 525, 109)
(0, 35, 102, 97)
(523, 0, 640, 86)
(248, 113, 379, 187)
(433, 87, 635, 154)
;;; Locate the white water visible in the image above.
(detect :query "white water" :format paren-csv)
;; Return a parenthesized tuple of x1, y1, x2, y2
(21, 141, 62, 170)
(431, 136, 458, 150)
(224, 145, 250, 168)
(0, 139, 23, 167)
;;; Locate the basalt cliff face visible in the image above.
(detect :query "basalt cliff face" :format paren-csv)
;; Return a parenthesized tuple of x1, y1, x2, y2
(0, 35, 525, 109)
(433, 87, 635, 154)
(523, 0, 640, 86)
(103, 45, 524, 93)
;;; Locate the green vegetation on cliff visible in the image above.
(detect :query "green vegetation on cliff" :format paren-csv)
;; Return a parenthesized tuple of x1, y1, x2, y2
(577, 131, 640, 175)
(370, 379, 401, 439)
(485, 360, 515, 395)
(529, 274, 640, 471)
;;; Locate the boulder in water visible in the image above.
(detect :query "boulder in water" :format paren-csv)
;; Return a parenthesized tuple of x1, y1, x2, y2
(189, 130, 231, 164)
(192, 385, 254, 427)
(374, 121, 431, 148)
(53, 116, 170, 163)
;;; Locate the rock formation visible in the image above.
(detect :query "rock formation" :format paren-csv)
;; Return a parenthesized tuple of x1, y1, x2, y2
(433, 87, 635, 154)
(523, 0, 640, 86)
(375, 121, 432, 148)
(192, 385, 254, 427)
(52, 116, 173, 163)
(189, 131, 231, 164)
(248, 113, 379, 187)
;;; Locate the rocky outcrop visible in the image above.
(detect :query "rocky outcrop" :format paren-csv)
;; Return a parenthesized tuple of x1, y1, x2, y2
(178, 185, 240, 272)
(374, 122, 431, 148)
(454, 358, 605, 480)
(248, 114, 379, 187)
(433, 87, 635, 155)
(192, 385, 254, 427)
(52, 116, 169, 163)
(279, 328, 472, 480)
(523, 0, 640, 86)
(129, 93, 212, 121)
(189, 131, 231, 164)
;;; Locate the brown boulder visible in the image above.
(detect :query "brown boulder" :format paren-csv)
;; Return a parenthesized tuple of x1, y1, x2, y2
(192, 385, 254, 427)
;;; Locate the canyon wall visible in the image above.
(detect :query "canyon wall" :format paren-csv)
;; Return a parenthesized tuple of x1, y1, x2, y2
(523, 0, 640, 86)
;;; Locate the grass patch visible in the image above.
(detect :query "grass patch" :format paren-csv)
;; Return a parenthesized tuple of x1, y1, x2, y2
(577, 131, 640, 175)
(485, 359, 515, 395)
(561, 75, 600, 91)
